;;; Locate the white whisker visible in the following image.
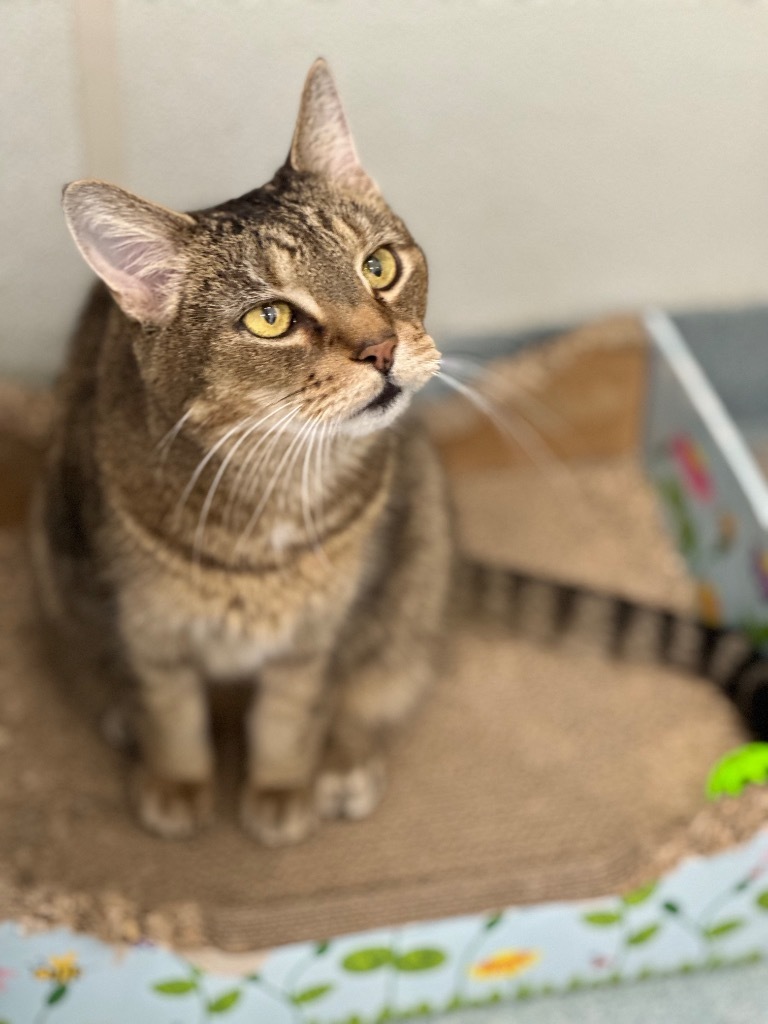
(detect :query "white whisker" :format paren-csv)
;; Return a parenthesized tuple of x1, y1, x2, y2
(175, 415, 259, 525)
(225, 405, 300, 524)
(301, 422, 323, 552)
(313, 419, 336, 567)
(155, 408, 193, 468)
(192, 406, 295, 560)
(234, 418, 313, 557)
(279, 418, 314, 512)
(441, 354, 567, 433)
(241, 409, 301, 502)
(313, 419, 329, 533)
(437, 370, 567, 484)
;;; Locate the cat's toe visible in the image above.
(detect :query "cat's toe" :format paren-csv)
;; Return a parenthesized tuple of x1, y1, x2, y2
(315, 757, 386, 821)
(239, 786, 318, 846)
(134, 771, 214, 839)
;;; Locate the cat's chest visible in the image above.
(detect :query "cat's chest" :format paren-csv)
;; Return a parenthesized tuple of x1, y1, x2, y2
(113, 513, 374, 681)
(186, 565, 356, 679)
(109, 465, 390, 677)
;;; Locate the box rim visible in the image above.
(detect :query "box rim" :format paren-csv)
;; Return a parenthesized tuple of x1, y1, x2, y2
(643, 308, 768, 530)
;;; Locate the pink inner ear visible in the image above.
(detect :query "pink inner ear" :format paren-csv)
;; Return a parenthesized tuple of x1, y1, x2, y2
(290, 61, 376, 192)
(79, 221, 179, 319)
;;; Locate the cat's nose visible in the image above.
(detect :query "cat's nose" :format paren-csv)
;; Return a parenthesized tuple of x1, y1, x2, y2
(354, 336, 397, 375)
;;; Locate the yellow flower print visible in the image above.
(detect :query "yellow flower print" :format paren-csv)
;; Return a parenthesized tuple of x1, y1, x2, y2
(33, 952, 82, 984)
(469, 948, 540, 980)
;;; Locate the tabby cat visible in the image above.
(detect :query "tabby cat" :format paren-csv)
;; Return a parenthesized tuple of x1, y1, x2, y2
(32, 60, 768, 846)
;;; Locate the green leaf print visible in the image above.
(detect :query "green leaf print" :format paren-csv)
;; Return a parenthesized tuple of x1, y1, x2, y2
(703, 920, 745, 940)
(153, 978, 198, 994)
(741, 621, 768, 648)
(583, 911, 623, 926)
(291, 984, 333, 1004)
(207, 989, 242, 1013)
(484, 913, 503, 930)
(47, 984, 68, 1005)
(394, 949, 446, 972)
(622, 882, 657, 906)
(657, 478, 697, 557)
(411, 1003, 433, 1017)
(626, 924, 661, 945)
(342, 948, 392, 972)
(755, 891, 768, 910)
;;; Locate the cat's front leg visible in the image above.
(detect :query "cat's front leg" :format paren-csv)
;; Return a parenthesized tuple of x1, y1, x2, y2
(317, 434, 453, 823)
(240, 650, 330, 846)
(315, 567, 448, 823)
(315, 658, 433, 823)
(131, 658, 215, 839)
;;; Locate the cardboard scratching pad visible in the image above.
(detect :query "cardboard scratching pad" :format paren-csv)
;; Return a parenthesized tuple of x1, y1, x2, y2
(0, 324, 762, 953)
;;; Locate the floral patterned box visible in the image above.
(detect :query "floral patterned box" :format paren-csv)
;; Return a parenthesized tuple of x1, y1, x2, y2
(644, 308, 768, 640)
(4, 831, 768, 1023)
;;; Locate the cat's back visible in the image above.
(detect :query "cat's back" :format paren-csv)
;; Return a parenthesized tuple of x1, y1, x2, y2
(57, 282, 113, 416)
(29, 284, 116, 641)
(46, 282, 115, 531)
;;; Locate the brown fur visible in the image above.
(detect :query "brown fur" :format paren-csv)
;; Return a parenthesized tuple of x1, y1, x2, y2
(31, 60, 453, 843)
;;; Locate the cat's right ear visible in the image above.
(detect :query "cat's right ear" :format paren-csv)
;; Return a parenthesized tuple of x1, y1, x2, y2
(62, 180, 194, 325)
(289, 58, 378, 195)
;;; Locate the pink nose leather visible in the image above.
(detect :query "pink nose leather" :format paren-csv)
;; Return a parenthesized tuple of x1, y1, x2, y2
(355, 337, 397, 374)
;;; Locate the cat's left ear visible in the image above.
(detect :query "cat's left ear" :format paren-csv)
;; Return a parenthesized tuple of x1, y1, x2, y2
(289, 58, 378, 195)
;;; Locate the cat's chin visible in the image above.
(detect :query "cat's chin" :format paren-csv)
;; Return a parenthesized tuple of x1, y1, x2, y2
(339, 389, 413, 437)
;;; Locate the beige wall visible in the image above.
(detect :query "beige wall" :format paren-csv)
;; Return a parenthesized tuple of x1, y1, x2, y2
(3, 0, 768, 379)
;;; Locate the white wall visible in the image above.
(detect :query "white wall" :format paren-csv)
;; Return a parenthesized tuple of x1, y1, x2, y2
(3, 0, 768, 379)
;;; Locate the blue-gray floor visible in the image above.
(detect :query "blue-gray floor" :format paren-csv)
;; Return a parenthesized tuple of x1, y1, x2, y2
(435, 961, 768, 1024)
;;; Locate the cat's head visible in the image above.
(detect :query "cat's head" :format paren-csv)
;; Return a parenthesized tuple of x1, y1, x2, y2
(62, 59, 439, 439)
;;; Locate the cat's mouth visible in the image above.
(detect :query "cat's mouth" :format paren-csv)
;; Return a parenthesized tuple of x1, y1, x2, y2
(358, 379, 402, 415)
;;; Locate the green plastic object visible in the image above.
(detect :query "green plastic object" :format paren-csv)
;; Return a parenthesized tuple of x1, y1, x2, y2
(706, 743, 768, 799)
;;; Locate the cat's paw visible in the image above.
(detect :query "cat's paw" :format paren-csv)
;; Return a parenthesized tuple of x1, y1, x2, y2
(239, 785, 318, 846)
(315, 756, 386, 821)
(133, 770, 214, 839)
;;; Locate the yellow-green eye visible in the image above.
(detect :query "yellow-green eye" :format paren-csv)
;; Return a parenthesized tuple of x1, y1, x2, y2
(362, 247, 398, 290)
(242, 302, 294, 339)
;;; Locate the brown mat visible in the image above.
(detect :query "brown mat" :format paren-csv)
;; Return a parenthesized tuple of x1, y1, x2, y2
(0, 324, 761, 953)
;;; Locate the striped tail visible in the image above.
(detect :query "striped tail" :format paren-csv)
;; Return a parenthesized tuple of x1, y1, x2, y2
(460, 560, 768, 741)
